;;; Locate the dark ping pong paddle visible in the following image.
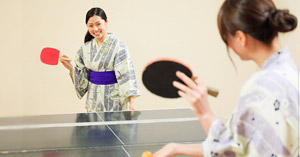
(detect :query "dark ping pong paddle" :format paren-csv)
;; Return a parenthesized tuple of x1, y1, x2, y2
(40, 47, 71, 65)
(142, 58, 219, 98)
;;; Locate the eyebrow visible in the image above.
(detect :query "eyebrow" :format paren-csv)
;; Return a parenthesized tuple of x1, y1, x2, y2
(88, 21, 102, 25)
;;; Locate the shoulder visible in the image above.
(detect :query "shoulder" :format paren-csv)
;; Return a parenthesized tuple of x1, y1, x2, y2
(241, 54, 298, 96)
(78, 39, 93, 51)
(115, 39, 129, 57)
(83, 39, 93, 47)
(237, 71, 269, 110)
(108, 33, 127, 49)
(237, 66, 298, 112)
(118, 40, 127, 49)
(75, 40, 94, 58)
(115, 38, 127, 50)
(241, 70, 283, 98)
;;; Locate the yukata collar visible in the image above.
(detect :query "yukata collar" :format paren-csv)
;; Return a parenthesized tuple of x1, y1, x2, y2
(92, 32, 114, 51)
(261, 46, 288, 70)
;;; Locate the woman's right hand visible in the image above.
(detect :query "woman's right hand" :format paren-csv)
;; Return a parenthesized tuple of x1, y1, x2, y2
(60, 55, 73, 72)
(173, 71, 216, 133)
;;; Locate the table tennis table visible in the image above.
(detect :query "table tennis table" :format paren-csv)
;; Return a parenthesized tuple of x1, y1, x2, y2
(0, 108, 207, 157)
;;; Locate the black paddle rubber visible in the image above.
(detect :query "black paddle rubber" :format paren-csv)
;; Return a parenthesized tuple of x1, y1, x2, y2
(142, 60, 192, 98)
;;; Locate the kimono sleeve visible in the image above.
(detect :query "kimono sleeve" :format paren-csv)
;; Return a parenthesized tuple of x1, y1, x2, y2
(201, 116, 246, 157)
(201, 77, 267, 157)
(202, 80, 294, 156)
(70, 47, 89, 99)
(114, 42, 140, 105)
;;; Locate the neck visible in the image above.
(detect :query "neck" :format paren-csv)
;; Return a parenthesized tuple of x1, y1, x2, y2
(252, 38, 282, 68)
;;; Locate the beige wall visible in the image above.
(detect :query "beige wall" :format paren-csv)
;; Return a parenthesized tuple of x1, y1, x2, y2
(0, 0, 299, 117)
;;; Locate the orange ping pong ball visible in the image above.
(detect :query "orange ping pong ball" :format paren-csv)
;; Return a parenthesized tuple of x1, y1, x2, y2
(142, 151, 153, 157)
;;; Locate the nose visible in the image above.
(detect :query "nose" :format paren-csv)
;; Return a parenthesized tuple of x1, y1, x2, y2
(93, 26, 98, 31)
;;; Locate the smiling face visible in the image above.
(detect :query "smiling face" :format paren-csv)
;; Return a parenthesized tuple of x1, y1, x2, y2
(87, 15, 108, 42)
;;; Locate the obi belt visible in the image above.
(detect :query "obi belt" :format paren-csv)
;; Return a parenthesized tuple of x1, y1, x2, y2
(89, 70, 118, 85)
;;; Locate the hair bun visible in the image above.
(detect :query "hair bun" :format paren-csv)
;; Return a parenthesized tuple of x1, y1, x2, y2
(268, 9, 298, 32)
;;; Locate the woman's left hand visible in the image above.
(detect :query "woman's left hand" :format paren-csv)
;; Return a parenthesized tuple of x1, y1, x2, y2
(153, 143, 178, 157)
(129, 96, 135, 111)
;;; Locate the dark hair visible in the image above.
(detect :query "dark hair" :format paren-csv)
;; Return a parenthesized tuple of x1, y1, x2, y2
(84, 7, 108, 43)
(217, 0, 298, 46)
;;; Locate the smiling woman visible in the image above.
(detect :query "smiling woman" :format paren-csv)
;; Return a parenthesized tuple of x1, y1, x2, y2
(60, 7, 141, 112)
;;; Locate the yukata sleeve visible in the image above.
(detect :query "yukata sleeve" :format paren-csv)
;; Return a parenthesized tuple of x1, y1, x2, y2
(202, 81, 293, 157)
(70, 47, 89, 99)
(201, 79, 263, 157)
(114, 43, 141, 105)
(201, 117, 243, 157)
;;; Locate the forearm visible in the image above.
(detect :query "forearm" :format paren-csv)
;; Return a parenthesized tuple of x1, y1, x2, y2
(197, 113, 216, 134)
(153, 143, 203, 157)
(128, 96, 135, 110)
(173, 143, 204, 157)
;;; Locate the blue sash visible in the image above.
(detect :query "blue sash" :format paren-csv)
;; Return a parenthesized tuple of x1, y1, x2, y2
(89, 70, 118, 85)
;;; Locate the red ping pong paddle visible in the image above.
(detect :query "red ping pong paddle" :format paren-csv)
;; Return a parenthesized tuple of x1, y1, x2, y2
(142, 58, 219, 98)
(40, 47, 71, 65)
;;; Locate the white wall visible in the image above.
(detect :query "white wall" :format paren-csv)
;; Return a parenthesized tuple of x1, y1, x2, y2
(0, 0, 299, 117)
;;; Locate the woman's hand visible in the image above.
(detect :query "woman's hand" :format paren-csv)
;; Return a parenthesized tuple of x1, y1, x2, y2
(128, 96, 135, 111)
(173, 71, 216, 133)
(153, 143, 204, 157)
(153, 143, 178, 157)
(60, 55, 73, 72)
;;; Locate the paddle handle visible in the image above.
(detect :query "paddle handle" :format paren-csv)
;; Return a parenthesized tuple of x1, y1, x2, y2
(207, 86, 219, 97)
(191, 76, 219, 97)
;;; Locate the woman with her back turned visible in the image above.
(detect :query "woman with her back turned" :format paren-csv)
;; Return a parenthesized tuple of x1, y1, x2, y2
(154, 0, 299, 156)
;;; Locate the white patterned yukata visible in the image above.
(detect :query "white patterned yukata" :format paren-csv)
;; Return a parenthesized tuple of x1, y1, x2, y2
(202, 47, 300, 157)
(70, 33, 140, 112)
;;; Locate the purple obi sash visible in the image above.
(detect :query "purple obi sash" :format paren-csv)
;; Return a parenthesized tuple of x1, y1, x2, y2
(89, 70, 117, 85)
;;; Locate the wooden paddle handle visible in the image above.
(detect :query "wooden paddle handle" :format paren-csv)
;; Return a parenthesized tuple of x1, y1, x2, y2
(191, 76, 219, 97)
(207, 86, 219, 97)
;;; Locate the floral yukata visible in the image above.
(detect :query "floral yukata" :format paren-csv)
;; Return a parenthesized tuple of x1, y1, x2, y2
(70, 33, 140, 112)
(202, 47, 300, 157)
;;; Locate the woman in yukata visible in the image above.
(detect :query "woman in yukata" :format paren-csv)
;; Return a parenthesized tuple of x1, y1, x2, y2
(154, 0, 299, 156)
(60, 7, 140, 112)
